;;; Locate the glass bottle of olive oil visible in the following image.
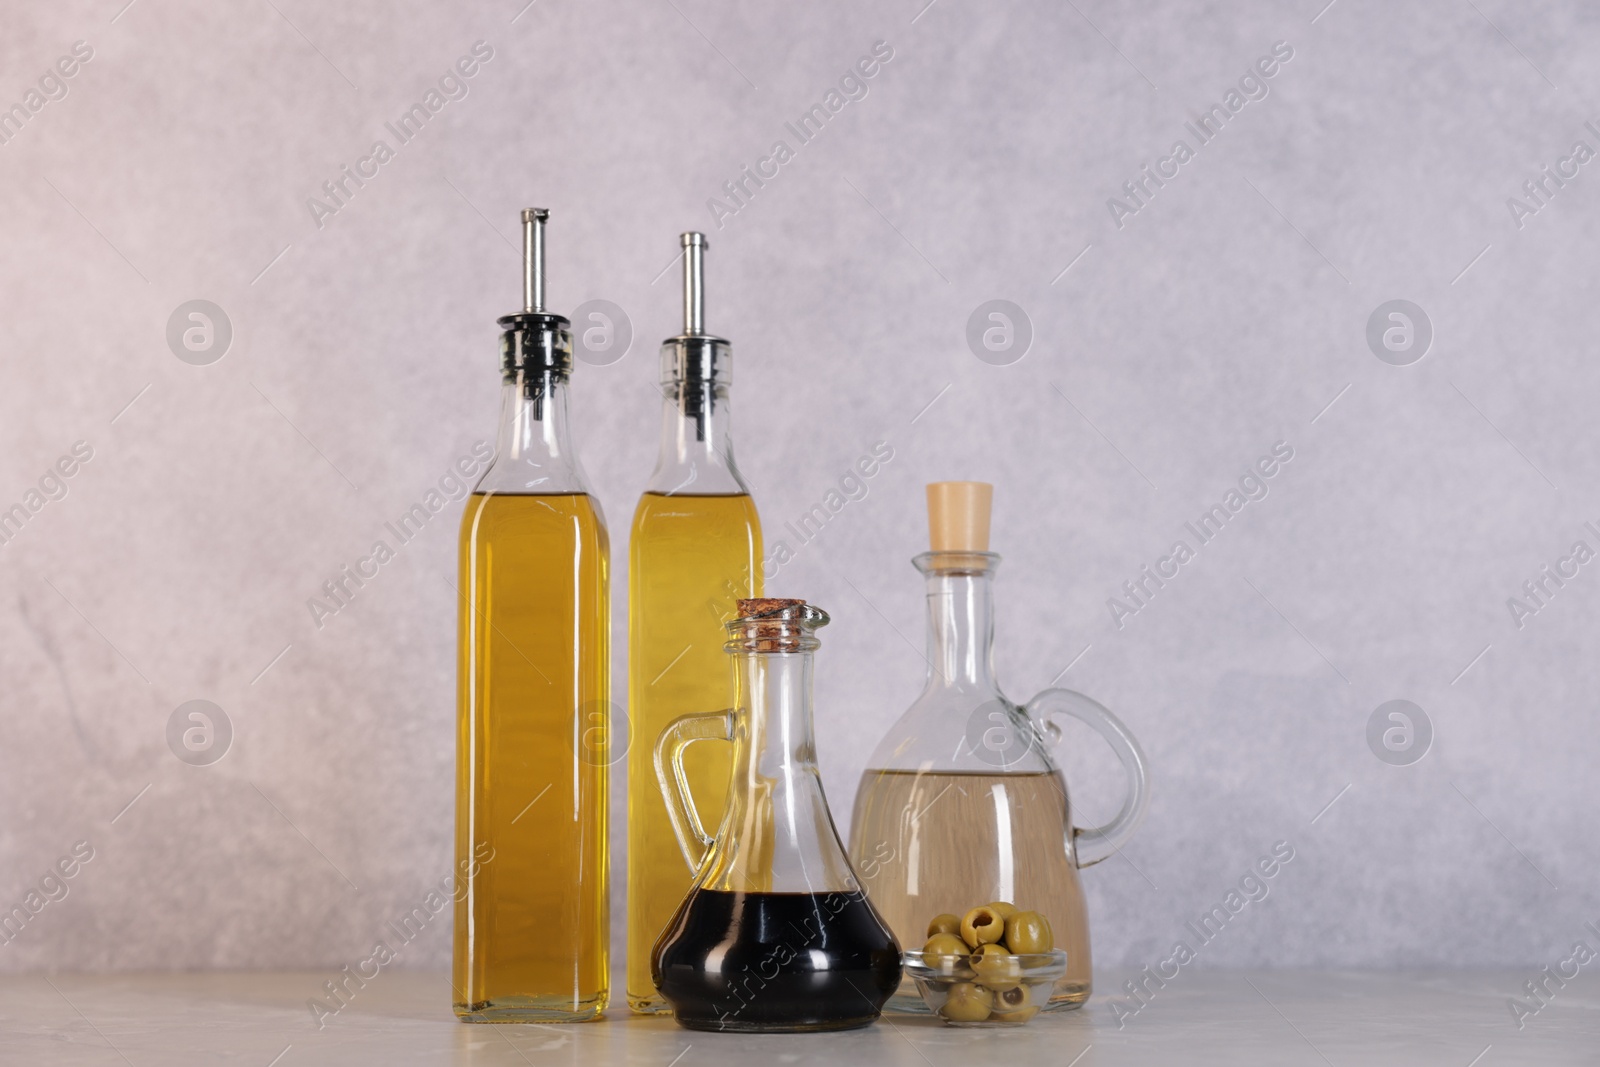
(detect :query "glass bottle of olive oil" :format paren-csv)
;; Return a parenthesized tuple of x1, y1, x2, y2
(627, 233, 762, 1013)
(455, 209, 610, 1022)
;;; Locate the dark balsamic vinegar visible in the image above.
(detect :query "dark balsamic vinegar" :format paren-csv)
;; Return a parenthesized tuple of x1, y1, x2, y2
(652, 889, 902, 1032)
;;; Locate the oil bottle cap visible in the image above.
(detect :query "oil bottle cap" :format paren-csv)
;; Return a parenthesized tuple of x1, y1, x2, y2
(662, 231, 731, 385)
(737, 597, 810, 617)
(498, 207, 572, 379)
(926, 481, 993, 552)
(728, 598, 829, 652)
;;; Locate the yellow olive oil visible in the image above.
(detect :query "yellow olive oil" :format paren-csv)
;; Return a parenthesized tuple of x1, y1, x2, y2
(626, 491, 761, 1012)
(455, 491, 610, 1021)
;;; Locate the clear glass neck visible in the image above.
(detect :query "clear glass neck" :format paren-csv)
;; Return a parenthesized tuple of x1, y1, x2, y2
(916, 551, 1002, 694)
(475, 371, 593, 495)
(699, 647, 858, 894)
(645, 363, 748, 496)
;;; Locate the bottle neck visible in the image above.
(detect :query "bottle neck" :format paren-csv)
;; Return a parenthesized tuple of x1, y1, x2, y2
(703, 646, 859, 893)
(477, 371, 591, 494)
(920, 557, 1001, 692)
(738, 649, 817, 772)
(646, 377, 748, 495)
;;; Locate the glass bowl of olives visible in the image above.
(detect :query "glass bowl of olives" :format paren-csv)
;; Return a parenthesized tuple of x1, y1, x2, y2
(901, 903, 1067, 1027)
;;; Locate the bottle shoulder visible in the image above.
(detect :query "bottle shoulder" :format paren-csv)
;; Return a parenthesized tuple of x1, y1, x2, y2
(472, 456, 597, 497)
(862, 684, 1058, 774)
(631, 490, 760, 533)
(461, 490, 609, 542)
(642, 459, 754, 498)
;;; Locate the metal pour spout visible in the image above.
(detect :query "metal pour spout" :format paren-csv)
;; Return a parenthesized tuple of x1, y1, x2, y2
(662, 231, 727, 443)
(682, 231, 707, 335)
(522, 207, 548, 314)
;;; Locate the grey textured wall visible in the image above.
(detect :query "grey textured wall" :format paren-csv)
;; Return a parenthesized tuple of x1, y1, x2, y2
(1, 0, 1594, 986)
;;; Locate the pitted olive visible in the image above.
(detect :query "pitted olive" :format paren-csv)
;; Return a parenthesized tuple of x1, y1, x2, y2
(959, 905, 1005, 948)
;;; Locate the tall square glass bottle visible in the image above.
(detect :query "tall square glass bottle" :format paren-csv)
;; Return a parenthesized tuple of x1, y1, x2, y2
(455, 210, 610, 1021)
(627, 234, 762, 1012)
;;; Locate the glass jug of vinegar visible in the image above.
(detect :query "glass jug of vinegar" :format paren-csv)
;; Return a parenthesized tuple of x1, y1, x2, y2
(652, 599, 901, 1032)
(848, 482, 1149, 1011)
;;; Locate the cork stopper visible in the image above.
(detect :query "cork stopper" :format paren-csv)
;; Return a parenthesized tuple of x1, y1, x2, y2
(737, 598, 807, 617)
(727, 598, 829, 653)
(926, 482, 993, 552)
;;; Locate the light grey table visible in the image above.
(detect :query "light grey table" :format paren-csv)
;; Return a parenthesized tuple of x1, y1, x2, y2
(2, 971, 1592, 1065)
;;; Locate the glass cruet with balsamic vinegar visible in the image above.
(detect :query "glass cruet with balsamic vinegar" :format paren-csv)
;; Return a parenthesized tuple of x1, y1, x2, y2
(454, 209, 610, 1021)
(848, 482, 1150, 1011)
(627, 233, 762, 1013)
(651, 600, 902, 1033)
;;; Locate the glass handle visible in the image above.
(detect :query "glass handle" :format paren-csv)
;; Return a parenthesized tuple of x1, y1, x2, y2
(653, 709, 734, 873)
(1027, 688, 1150, 869)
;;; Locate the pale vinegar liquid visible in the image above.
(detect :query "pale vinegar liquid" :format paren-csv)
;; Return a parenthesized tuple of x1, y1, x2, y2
(454, 492, 610, 1021)
(848, 769, 1092, 1009)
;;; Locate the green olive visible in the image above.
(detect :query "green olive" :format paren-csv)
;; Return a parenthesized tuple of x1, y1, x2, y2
(997, 984, 1033, 1010)
(991, 983, 1039, 1023)
(940, 981, 992, 1022)
(922, 932, 970, 968)
(970, 942, 1022, 990)
(926, 912, 962, 938)
(959, 905, 1005, 948)
(985, 901, 1019, 920)
(1004, 910, 1053, 954)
